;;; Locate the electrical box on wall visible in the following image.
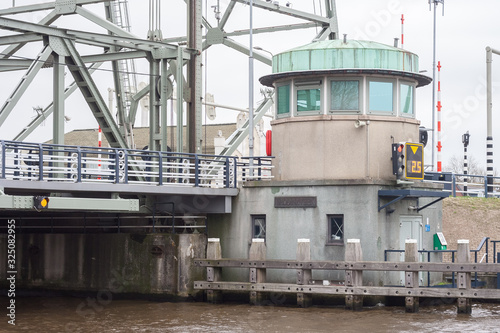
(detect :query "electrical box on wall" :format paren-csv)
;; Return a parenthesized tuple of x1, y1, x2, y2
(433, 232, 447, 250)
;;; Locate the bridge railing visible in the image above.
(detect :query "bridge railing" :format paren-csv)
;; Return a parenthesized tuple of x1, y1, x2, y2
(0, 140, 238, 188)
(424, 171, 500, 197)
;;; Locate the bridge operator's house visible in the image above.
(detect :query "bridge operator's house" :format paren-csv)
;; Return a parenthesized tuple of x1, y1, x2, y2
(209, 40, 446, 286)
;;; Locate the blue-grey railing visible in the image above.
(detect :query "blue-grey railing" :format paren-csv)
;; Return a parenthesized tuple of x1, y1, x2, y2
(0, 140, 244, 188)
(424, 171, 500, 198)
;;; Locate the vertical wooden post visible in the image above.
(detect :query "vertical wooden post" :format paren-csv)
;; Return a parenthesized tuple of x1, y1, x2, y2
(345, 239, 363, 311)
(249, 238, 266, 305)
(404, 239, 419, 313)
(457, 239, 472, 314)
(296, 239, 312, 307)
(206, 238, 222, 303)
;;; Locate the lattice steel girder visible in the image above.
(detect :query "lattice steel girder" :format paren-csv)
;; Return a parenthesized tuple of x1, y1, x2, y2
(226, 22, 317, 38)
(218, 96, 274, 157)
(61, 37, 128, 149)
(0, 194, 139, 212)
(218, 0, 237, 29)
(0, 0, 112, 16)
(0, 10, 60, 59)
(0, 33, 42, 47)
(222, 38, 271, 66)
(127, 83, 149, 126)
(0, 17, 179, 53)
(0, 45, 53, 127)
(14, 62, 103, 142)
(75, 5, 136, 39)
(234, 0, 330, 24)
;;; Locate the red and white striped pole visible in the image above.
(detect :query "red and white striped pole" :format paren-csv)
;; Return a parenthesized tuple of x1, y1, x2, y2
(401, 14, 404, 49)
(436, 61, 442, 172)
(98, 125, 102, 180)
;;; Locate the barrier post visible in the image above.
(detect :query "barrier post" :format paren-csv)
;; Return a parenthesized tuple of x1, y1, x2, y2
(345, 239, 363, 311)
(404, 239, 419, 313)
(457, 240, 472, 314)
(296, 239, 312, 307)
(249, 238, 266, 305)
(206, 238, 222, 303)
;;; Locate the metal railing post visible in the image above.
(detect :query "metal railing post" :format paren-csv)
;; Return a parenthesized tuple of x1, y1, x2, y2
(0, 141, 5, 179)
(123, 150, 129, 184)
(114, 149, 120, 184)
(194, 154, 199, 187)
(225, 157, 230, 188)
(452, 173, 456, 197)
(38, 144, 44, 181)
(484, 176, 489, 198)
(158, 152, 163, 186)
(77, 147, 82, 183)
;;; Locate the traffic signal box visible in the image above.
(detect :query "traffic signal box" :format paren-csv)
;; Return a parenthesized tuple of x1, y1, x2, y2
(392, 142, 424, 180)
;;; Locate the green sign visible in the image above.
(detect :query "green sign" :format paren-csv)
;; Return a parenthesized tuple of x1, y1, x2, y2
(405, 143, 424, 180)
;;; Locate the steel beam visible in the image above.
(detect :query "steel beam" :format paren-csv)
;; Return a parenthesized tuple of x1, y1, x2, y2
(149, 58, 161, 151)
(234, 0, 329, 24)
(127, 83, 150, 126)
(53, 52, 65, 145)
(222, 38, 272, 66)
(187, 0, 203, 153)
(75, 5, 137, 39)
(0, 10, 59, 59)
(0, 194, 139, 212)
(218, 95, 273, 157)
(61, 38, 128, 149)
(0, 0, 113, 16)
(226, 22, 317, 38)
(0, 17, 178, 53)
(13, 62, 102, 142)
(0, 45, 53, 127)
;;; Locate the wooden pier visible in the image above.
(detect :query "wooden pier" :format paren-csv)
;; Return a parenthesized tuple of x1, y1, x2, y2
(194, 238, 500, 314)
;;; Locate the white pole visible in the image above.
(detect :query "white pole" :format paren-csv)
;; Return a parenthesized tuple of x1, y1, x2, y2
(249, 0, 254, 177)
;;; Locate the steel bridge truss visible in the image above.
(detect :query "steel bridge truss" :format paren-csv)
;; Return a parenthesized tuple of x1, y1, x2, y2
(0, 0, 338, 156)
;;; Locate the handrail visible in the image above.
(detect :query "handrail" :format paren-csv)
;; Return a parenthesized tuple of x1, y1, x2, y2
(424, 171, 500, 198)
(0, 140, 241, 188)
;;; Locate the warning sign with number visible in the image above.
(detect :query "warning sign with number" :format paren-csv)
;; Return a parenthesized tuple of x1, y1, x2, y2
(405, 142, 424, 180)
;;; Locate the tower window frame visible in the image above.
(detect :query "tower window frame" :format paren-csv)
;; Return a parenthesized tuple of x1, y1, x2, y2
(329, 78, 362, 114)
(367, 78, 396, 115)
(399, 81, 415, 118)
(294, 79, 323, 116)
(251, 214, 266, 241)
(276, 83, 291, 119)
(327, 214, 344, 246)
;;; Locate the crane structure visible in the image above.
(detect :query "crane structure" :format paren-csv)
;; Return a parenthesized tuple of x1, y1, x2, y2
(0, 0, 338, 155)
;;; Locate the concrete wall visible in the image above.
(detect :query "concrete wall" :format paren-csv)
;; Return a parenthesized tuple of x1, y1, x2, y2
(0, 233, 206, 298)
(271, 115, 420, 181)
(208, 181, 443, 287)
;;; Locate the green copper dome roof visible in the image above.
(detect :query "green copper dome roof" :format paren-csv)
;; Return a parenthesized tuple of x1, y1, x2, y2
(273, 40, 419, 73)
(260, 40, 431, 87)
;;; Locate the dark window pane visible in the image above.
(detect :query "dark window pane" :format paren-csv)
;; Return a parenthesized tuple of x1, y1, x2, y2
(331, 80, 359, 111)
(297, 89, 321, 112)
(328, 214, 344, 244)
(277, 85, 290, 115)
(252, 215, 266, 240)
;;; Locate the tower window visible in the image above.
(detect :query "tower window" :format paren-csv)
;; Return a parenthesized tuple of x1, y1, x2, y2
(252, 215, 266, 240)
(327, 214, 344, 245)
(400, 83, 414, 116)
(368, 80, 394, 113)
(330, 80, 360, 111)
(277, 84, 290, 116)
